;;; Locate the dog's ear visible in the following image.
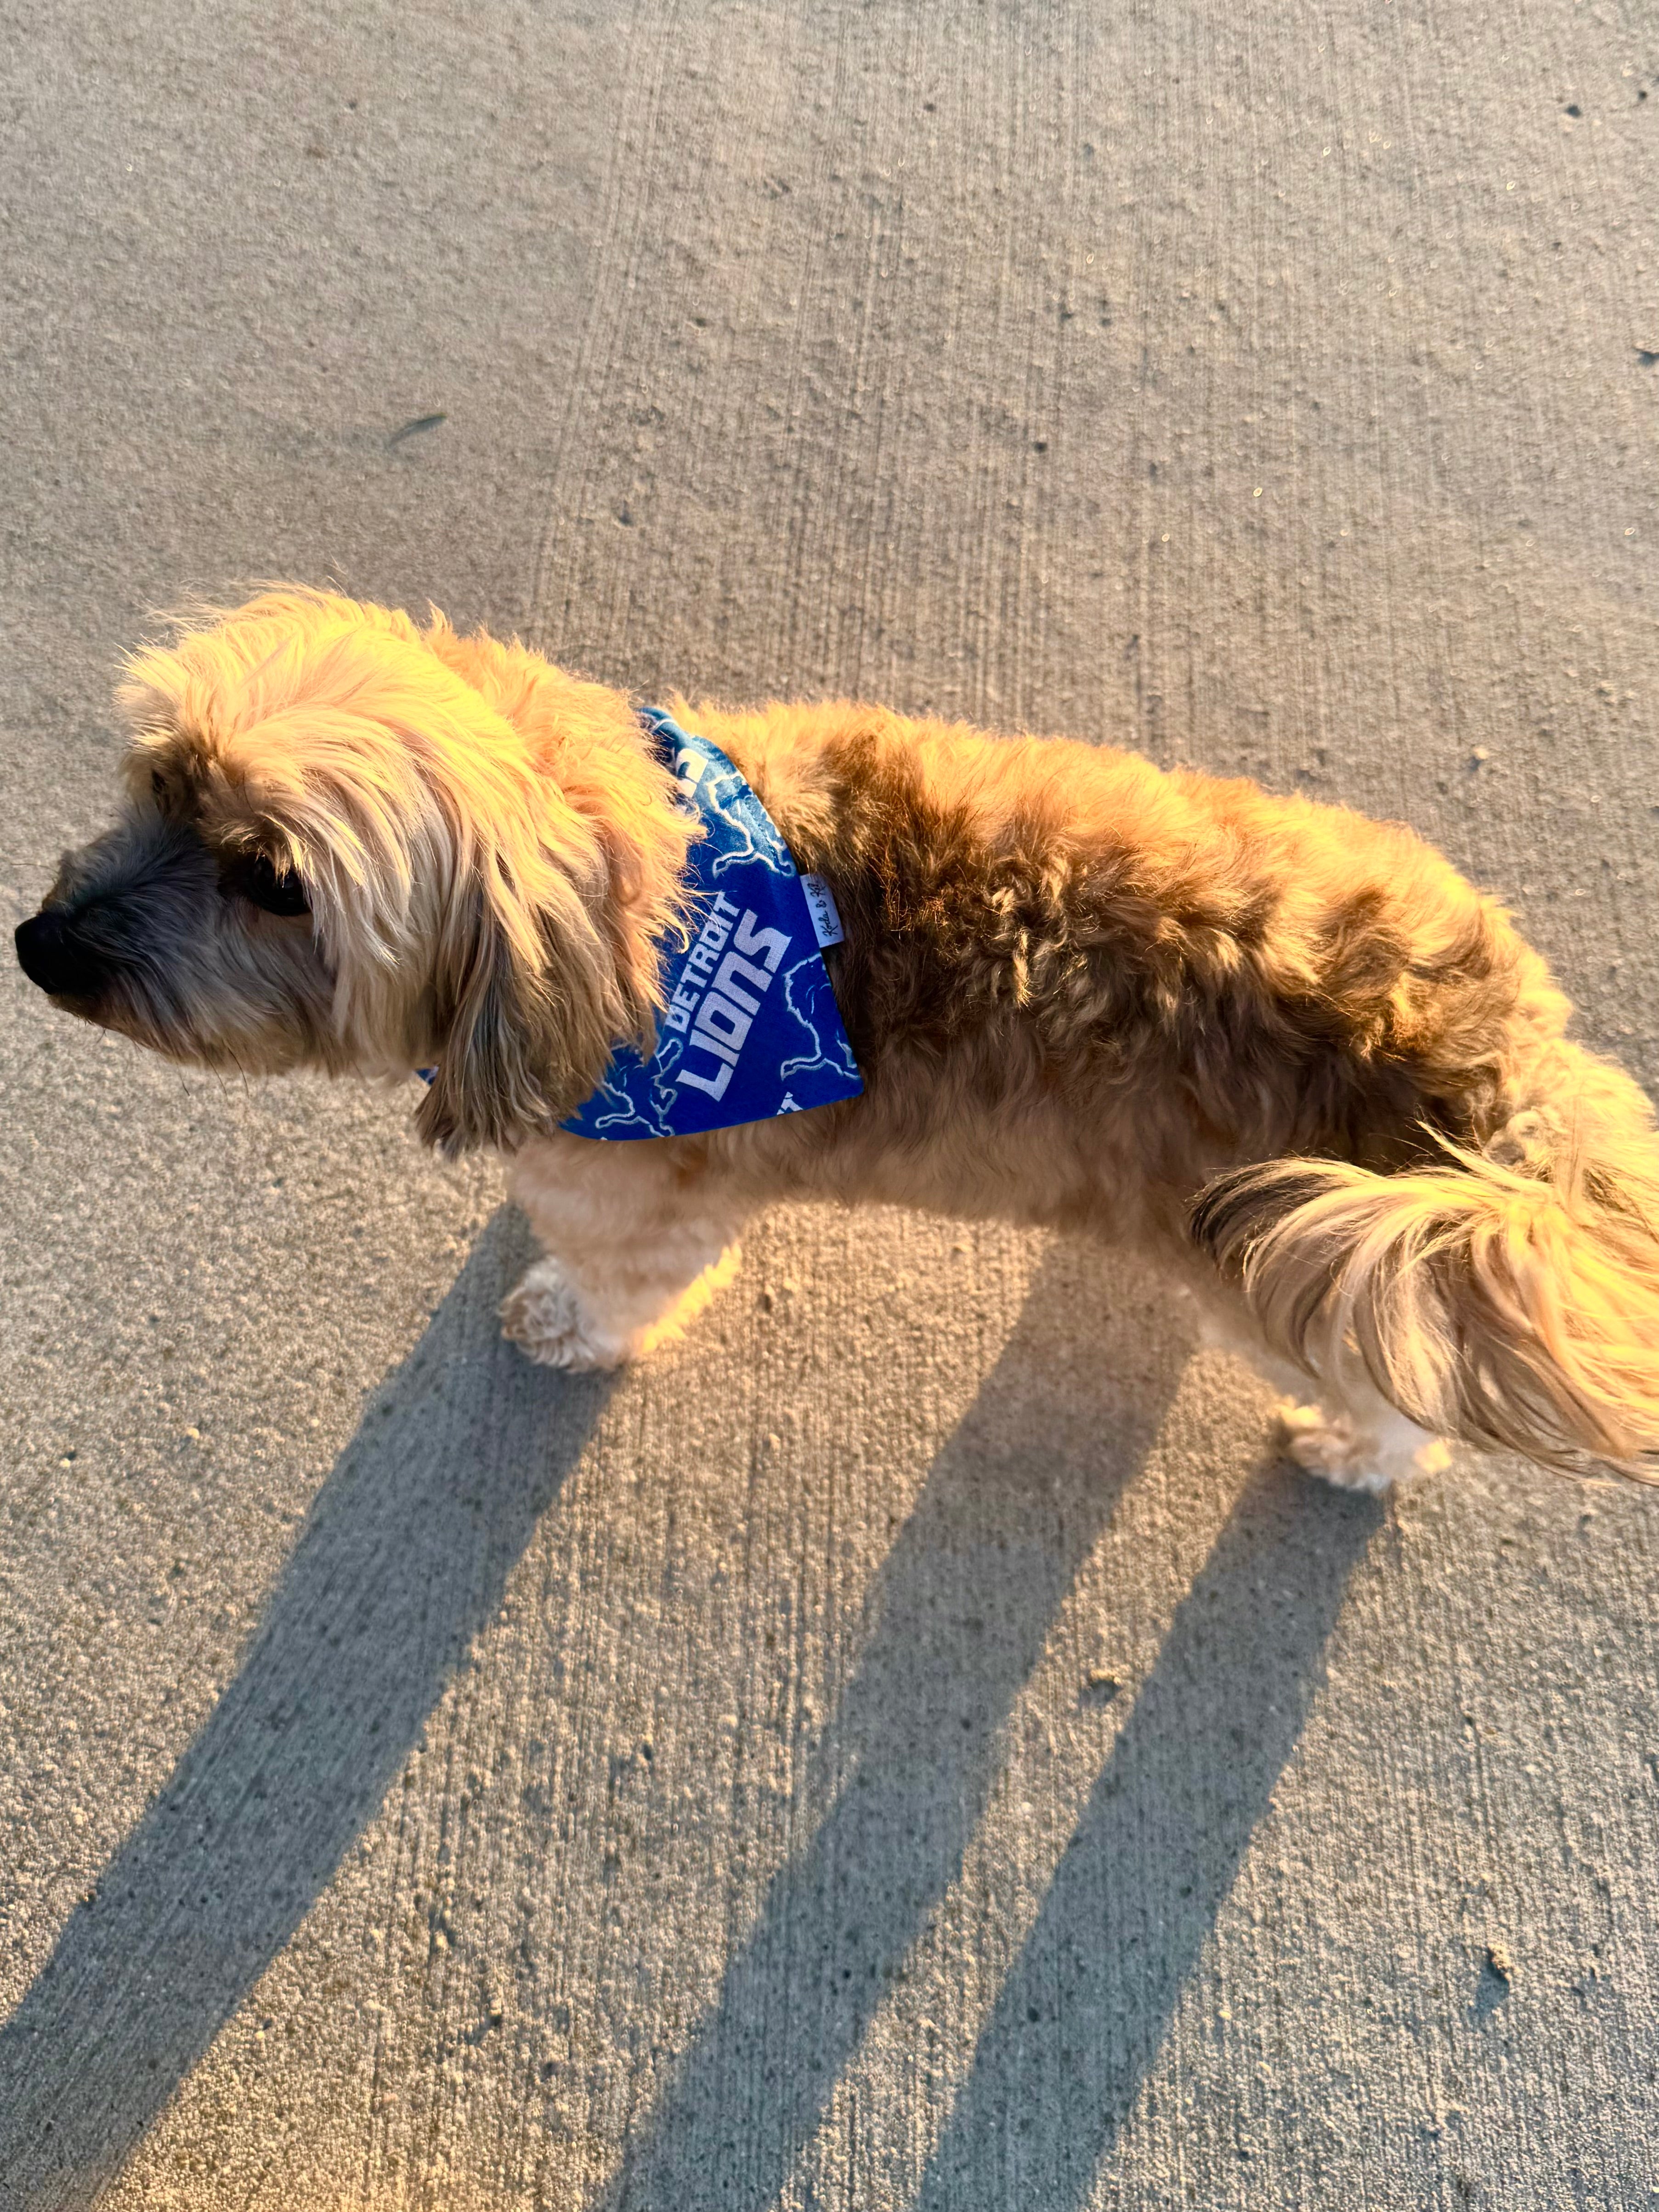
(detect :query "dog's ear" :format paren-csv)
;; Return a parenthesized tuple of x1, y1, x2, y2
(414, 868, 616, 1157)
(111, 591, 670, 1150)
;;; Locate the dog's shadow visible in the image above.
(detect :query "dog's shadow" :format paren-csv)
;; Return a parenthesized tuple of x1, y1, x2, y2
(906, 1460, 1380, 2212)
(602, 1251, 1382, 2212)
(0, 1222, 1381, 2210)
(0, 1206, 614, 2205)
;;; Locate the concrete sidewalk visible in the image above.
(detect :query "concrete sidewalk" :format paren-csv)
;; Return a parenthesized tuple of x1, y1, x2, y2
(2, 2, 1657, 2205)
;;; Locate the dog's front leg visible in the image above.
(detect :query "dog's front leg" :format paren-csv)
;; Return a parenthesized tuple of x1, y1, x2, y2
(499, 1131, 747, 1369)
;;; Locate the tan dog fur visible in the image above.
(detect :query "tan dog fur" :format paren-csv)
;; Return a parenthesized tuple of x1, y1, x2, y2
(20, 588, 1659, 1492)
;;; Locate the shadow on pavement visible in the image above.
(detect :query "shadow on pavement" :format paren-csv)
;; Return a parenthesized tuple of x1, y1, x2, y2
(603, 1245, 1205, 2212)
(0, 1205, 612, 2210)
(911, 1463, 1382, 2211)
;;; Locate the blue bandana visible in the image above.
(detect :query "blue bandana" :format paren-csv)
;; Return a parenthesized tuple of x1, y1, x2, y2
(420, 709, 863, 1141)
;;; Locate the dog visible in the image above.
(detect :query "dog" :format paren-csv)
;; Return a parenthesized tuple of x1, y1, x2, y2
(16, 587, 1659, 1492)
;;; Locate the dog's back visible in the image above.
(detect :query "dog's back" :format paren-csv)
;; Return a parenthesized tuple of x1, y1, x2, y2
(694, 697, 1659, 1475)
(696, 697, 1549, 1164)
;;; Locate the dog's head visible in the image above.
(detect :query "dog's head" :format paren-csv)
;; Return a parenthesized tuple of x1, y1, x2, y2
(15, 589, 685, 1152)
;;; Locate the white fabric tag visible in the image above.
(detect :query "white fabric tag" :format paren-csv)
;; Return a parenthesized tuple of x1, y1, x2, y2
(800, 872, 845, 948)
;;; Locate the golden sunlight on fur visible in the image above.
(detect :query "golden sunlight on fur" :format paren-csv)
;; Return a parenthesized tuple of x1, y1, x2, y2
(17, 587, 1659, 1491)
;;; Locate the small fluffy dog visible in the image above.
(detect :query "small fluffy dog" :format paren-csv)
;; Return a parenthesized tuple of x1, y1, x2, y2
(17, 589, 1659, 1491)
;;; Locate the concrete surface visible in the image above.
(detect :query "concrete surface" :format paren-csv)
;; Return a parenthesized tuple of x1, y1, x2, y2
(2, 1, 1658, 2205)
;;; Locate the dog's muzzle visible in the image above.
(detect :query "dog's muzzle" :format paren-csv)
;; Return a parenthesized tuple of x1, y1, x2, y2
(15, 907, 112, 1000)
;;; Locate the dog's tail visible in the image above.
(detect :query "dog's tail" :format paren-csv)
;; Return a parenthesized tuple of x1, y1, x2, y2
(1191, 1043, 1659, 1475)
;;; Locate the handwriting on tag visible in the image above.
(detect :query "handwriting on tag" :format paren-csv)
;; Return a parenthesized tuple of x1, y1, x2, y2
(800, 872, 845, 948)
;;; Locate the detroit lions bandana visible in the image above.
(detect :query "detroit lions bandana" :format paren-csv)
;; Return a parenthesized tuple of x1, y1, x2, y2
(416, 708, 863, 1140)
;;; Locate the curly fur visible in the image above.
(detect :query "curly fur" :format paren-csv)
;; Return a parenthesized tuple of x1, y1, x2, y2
(20, 588, 1659, 1488)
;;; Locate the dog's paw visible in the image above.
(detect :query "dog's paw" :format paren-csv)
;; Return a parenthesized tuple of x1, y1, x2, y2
(1275, 1399, 1451, 1495)
(500, 1260, 629, 1370)
(1277, 1401, 1387, 1493)
(498, 1245, 745, 1369)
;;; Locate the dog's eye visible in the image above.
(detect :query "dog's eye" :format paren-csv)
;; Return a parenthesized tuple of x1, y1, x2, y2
(221, 849, 311, 917)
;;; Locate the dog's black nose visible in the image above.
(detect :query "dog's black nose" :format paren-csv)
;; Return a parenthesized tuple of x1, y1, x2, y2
(15, 908, 108, 998)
